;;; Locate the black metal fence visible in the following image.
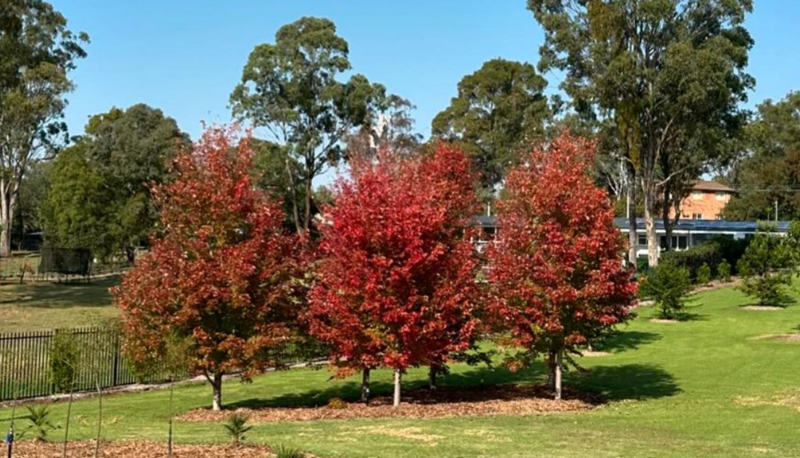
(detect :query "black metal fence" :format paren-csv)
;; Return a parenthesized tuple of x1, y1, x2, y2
(0, 327, 330, 402)
(0, 327, 170, 402)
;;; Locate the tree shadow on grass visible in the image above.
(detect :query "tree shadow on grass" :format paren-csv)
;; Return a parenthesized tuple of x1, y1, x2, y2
(0, 276, 117, 309)
(595, 330, 661, 354)
(571, 364, 680, 401)
(226, 361, 678, 410)
(228, 364, 545, 410)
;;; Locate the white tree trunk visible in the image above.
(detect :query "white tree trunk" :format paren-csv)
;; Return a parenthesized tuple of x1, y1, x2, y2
(392, 369, 402, 408)
(554, 349, 563, 401)
(644, 192, 660, 268)
(626, 165, 638, 267)
(211, 374, 223, 411)
(361, 368, 371, 404)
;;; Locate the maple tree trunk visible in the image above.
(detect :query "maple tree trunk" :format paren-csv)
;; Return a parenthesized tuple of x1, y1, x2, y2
(211, 373, 223, 411)
(626, 165, 638, 267)
(392, 369, 402, 408)
(554, 349, 563, 400)
(547, 351, 556, 390)
(94, 380, 103, 458)
(428, 365, 437, 390)
(361, 368, 371, 404)
(167, 380, 175, 457)
(643, 190, 660, 267)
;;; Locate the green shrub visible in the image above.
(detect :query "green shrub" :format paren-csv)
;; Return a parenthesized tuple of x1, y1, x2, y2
(273, 444, 305, 458)
(222, 413, 252, 446)
(737, 224, 795, 307)
(49, 332, 79, 393)
(24, 405, 57, 441)
(696, 263, 712, 285)
(662, 236, 752, 281)
(640, 261, 692, 319)
(717, 260, 731, 282)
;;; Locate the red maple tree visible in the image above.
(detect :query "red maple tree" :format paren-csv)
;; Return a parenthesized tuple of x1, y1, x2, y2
(113, 127, 304, 410)
(307, 144, 481, 407)
(487, 132, 637, 399)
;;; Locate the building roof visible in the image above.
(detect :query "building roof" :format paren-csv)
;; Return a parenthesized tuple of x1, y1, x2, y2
(692, 180, 735, 193)
(613, 218, 791, 233)
(472, 215, 791, 234)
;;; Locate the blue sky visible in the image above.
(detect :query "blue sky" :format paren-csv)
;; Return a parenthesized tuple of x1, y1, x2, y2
(55, 1, 800, 147)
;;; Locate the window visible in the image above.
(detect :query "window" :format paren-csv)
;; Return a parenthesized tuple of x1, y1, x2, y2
(693, 213, 703, 220)
(715, 192, 727, 201)
(692, 191, 703, 200)
(678, 236, 688, 249)
(638, 235, 647, 246)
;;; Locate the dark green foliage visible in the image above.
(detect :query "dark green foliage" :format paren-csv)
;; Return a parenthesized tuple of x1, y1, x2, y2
(717, 260, 732, 283)
(696, 263, 712, 285)
(737, 225, 795, 307)
(273, 444, 305, 458)
(42, 104, 188, 260)
(640, 262, 692, 319)
(41, 145, 114, 255)
(49, 331, 79, 393)
(662, 244, 720, 283)
(432, 58, 550, 192)
(222, 414, 252, 446)
(725, 93, 800, 220)
(24, 405, 57, 441)
(663, 236, 751, 282)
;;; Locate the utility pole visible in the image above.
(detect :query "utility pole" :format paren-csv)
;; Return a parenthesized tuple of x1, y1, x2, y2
(775, 200, 779, 222)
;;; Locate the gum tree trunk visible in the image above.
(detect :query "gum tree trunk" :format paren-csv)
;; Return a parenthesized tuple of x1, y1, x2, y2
(644, 189, 660, 268)
(626, 164, 638, 267)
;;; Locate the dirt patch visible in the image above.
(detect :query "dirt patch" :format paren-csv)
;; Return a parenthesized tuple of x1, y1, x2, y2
(7, 441, 277, 458)
(179, 384, 598, 424)
(649, 318, 680, 324)
(736, 389, 800, 412)
(741, 305, 785, 311)
(581, 350, 612, 357)
(751, 334, 800, 343)
(354, 425, 443, 445)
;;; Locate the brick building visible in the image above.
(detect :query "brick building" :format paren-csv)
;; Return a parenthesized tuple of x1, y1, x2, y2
(676, 180, 735, 220)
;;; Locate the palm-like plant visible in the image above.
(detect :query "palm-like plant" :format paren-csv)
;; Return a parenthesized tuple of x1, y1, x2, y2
(25, 405, 57, 441)
(222, 414, 252, 446)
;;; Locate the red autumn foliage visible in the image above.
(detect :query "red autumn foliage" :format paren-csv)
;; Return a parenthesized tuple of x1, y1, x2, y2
(113, 127, 304, 410)
(487, 132, 637, 397)
(307, 145, 482, 404)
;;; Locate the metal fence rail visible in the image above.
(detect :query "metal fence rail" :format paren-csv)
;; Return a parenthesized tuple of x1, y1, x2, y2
(0, 327, 329, 402)
(0, 327, 169, 402)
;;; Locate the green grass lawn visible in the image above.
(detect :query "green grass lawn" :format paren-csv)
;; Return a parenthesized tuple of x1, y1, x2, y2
(0, 277, 119, 333)
(2, 283, 800, 457)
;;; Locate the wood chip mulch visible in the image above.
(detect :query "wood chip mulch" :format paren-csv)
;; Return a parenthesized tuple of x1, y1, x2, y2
(7, 441, 274, 458)
(179, 383, 599, 424)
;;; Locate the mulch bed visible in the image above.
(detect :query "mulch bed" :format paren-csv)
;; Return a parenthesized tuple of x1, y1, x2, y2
(7, 441, 274, 458)
(180, 383, 599, 424)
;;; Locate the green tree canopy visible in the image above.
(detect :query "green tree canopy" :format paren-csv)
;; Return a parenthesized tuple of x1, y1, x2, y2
(529, 0, 754, 266)
(432, 58, 550, 193)
(0, 0, 88, 255)
(41, 144, 112, 253)
(724, 92, 800, 220)
(230, 17, 391, 233)
(41, 104, 188, 259)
